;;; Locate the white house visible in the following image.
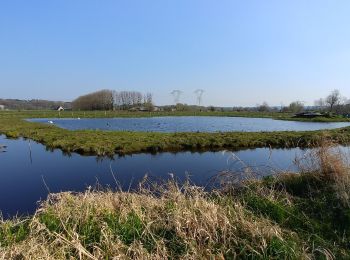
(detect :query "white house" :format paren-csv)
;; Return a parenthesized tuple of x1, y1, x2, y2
(0, 105, 5, 110)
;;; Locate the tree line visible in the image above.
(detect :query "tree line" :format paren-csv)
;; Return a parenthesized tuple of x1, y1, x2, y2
(314, 89, 350, 114)
(71, 90, 154, 111)
(0, 99, 71, 110)
(255, 89, 350, 115)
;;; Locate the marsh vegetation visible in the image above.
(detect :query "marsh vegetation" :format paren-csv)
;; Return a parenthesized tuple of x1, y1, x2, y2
(1, 111, 350, 156)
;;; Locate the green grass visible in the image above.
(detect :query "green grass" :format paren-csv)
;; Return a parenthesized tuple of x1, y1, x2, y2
(236, 175, 350, 258)
(0, 109, 293, 119)
(1, 109, 350, 121)
(0, 220, 30, 247)
(1, 110, 350, 155)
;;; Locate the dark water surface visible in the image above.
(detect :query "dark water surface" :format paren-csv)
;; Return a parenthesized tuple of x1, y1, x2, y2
(0, 135, 314, 218)
(28, 116, 350, 132)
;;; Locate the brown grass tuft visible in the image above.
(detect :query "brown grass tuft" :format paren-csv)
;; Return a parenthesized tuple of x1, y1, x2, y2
(295, 139, 350, 207)
(0, 182, 306, 259)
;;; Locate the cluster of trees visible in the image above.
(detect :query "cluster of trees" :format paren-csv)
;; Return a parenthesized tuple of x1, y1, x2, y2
(257, 102, 271, 112)
(280, 101, 305, 113)
(0, 99, 71, 110)
(2, 89, 348, 115)
(72, 90, 154, 111)
(255, 90, 350, 116)
(315, 90, 350, 114)
(72, 90, 114, 110)
(114, 91, 153, 110)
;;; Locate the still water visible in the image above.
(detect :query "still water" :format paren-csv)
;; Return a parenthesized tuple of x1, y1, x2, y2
(0, 135, 313, 218)
(28, 116, 350, 132)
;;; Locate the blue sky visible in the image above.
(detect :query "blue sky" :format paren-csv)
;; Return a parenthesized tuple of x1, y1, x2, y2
(1, 1, 350, 106)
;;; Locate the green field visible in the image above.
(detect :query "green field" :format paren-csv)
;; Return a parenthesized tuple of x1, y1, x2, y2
(1, 110, 350, 155)
(1, 109, 350, 121)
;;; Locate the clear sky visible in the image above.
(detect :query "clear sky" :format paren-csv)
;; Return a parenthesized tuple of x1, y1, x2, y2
(1, 1, 350, 106)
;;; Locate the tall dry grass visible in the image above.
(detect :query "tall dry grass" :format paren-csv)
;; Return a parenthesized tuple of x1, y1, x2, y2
(295, 140, 350, 207)
(0, 180, 307, 259)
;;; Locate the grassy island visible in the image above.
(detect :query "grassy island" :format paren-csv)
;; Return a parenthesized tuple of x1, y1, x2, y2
(1, 110, 350, 156)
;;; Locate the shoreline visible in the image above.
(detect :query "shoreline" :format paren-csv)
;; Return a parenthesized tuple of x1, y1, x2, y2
(1, 111, 350, 156)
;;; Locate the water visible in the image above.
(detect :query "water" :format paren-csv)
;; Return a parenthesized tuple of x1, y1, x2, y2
(28, 116, 350, 132)
(0, 135, 314, 218)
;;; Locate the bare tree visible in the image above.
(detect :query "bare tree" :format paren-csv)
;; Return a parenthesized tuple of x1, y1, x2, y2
(144, 92, 154, 111)
(113, 91, 145, 110)
(257, 102, 270, 112)
(194, 89, 204, 106)
(288, 101, 304, 113)
(171, 90, 182, 104)
(325, 89, 341, 112)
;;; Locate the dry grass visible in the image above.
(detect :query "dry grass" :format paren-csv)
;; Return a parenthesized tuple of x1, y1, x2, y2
(295, 139, 350, 207)
(0, 181, 308, 259)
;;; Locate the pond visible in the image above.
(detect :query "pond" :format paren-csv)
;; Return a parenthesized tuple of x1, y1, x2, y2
(28, 116, 350, 132)
(0, 135, 330, 218)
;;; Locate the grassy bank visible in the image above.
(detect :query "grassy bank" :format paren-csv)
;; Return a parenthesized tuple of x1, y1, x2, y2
(1, 110, 290, 119)
(1, 143, 350, 259)
(1, 111, 350, 155)
(1, 109, 350, 122)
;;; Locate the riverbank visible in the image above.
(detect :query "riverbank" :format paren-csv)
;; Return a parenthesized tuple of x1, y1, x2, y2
(1, 144, 350, 259)
(1, 111, 350, 155)
(1, 109, 350, 122)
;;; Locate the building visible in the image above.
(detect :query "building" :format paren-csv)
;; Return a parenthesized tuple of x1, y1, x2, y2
(294, 112, 323, 118)
(0, 105, 5, 110)
(129, 106, 151, 112)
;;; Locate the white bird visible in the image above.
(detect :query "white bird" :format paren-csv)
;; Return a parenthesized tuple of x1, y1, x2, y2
(48, 120, 54, 124)
(77, 117, 81, 120)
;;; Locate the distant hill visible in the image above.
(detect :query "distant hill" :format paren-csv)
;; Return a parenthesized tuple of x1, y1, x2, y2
(0, 99, 72, 110)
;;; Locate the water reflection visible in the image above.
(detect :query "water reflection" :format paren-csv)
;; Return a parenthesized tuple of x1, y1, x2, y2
(0, 135, 334, 218)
